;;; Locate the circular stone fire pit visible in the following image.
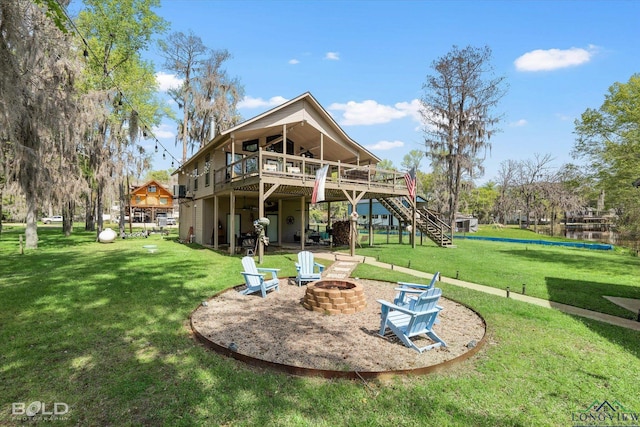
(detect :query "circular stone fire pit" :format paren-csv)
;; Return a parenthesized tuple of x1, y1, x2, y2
(302, 279, 366, 314)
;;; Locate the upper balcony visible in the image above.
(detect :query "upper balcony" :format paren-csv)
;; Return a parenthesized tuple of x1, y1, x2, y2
(176, 93, 412, 201)
(209, 150, 409, 200)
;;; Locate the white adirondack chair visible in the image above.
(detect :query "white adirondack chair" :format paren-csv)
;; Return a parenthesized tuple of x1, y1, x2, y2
(240, 256, 280, 298)
(377, 287, 446, 353)
(295, 251, 325, 286)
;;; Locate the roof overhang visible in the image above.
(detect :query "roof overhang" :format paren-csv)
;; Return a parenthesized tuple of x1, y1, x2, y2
(179, 92, 380, 170)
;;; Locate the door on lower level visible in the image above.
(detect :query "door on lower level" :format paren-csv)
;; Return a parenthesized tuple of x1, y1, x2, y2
(265, 214, 278, 243)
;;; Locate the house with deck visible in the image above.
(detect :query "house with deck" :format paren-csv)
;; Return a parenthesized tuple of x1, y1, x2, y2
(350, 196, 429, 229)
(175, 92, 452, 256)
(126, 179, 175, 223)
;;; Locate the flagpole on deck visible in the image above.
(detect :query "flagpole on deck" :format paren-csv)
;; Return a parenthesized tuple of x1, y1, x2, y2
(411, 195, 416, 249)
(404, 167, 417, 249)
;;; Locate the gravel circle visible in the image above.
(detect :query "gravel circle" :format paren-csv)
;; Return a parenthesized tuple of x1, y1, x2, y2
(191, 278, 486, 373)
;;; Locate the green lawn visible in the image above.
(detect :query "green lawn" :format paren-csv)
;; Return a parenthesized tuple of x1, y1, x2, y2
(357, 227, 640, 319)
(1, 225, 638, 426)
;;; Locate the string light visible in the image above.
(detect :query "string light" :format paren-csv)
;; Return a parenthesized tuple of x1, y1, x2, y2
(52, 0, 182, 170)
(180, 163, 214, 180)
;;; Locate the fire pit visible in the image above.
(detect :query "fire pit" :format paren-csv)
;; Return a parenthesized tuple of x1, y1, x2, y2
(302, 279, 366, 314)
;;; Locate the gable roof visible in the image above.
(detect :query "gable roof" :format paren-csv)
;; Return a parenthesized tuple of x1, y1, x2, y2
(180, 92, 380, 169)
(132, 179, 172, 196)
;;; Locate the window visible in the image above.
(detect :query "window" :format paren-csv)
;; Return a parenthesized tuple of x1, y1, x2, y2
(205, 153, 211, 187)
(135, 196, 141, 204)
(242, 139, 259, 153)
(226, 152, 243, 176)
(159, 197, 168, 205)
(194, 163, 199, 191)
(148, 185, 156, 193)
(265, 135, 294, 154)
(246, 157, 257, 173)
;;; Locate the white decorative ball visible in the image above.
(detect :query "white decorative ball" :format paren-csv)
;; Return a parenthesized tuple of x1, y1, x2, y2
(99, 227, 117, 243)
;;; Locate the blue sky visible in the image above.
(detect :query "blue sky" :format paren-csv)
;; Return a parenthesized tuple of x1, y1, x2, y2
(138, 1, 639, 183)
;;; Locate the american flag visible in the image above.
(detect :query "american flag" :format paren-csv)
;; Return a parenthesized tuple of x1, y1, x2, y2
(404, 167, 416, 200)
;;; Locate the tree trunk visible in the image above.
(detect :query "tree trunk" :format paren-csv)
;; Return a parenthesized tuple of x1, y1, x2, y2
(85, 192, 95, 231)
(449, 160, 462, 234)
(62, 200, 73, 236)
(0, 184, 3, 236)
(25, 194, 38, 249)
(119, 180, 127, 235)
(18, 152, 39, 249)
(96, 183, 104, 240)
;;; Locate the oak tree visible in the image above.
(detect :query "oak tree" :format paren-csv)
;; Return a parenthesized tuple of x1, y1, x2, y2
(0, 0, 82, 247)
(573, 74, 640, 247)
(75, 0, 167, 235)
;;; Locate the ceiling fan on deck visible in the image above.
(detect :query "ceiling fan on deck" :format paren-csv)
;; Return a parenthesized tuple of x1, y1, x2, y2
(240, 197, 258, 211)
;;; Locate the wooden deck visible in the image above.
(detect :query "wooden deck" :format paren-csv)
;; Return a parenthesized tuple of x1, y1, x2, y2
(211, 151, 408, 200)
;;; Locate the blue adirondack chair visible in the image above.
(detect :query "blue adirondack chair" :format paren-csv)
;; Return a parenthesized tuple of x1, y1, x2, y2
(377, 287, 446, 353)
(295, 251, 325, 286)
(393, 272, 441, 309)
(240, 256, 280, 298)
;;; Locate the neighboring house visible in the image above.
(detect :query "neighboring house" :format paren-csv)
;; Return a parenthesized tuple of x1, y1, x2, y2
(455, 214, 478, 233)
(126, 180, 175, 223)
(175, 92, 410, 254)
(564, 208, 616, 232)
(350, 197, 429, 229)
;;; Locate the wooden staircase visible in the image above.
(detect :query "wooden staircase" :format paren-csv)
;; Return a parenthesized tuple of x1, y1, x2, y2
(378, 197, 453, 247)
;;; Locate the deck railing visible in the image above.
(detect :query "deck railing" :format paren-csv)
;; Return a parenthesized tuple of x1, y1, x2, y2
(213, 151, 407, 192)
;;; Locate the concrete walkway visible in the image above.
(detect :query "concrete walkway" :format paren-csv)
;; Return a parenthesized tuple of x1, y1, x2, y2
(314, 251, 640, 332)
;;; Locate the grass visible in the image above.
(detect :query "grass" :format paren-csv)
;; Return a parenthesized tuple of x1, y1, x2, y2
(357, 226, 640, 319)
(468, 225, 576, 240)
(1, 225, 639, 426)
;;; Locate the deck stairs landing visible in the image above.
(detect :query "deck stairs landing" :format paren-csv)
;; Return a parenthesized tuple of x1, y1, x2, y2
(378, 197, 453, 247)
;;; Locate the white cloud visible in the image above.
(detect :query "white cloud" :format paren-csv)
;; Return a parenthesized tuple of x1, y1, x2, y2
(238, 95, 289, 109)
(328, 99, 421, 126)
(155, 72, 183, 91)
(152, 123, 175, 139)
(324, 52, 340, 60)
(514, 46, 597, 72)
(289, 59, 300, 65)
(364, 140, 405, 151)
(394, 99, 423, 122)
(510, 119, 528, 127)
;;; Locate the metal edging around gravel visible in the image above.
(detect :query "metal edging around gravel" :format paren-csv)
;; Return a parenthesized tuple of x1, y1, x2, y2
(189, 281, 488, 380)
